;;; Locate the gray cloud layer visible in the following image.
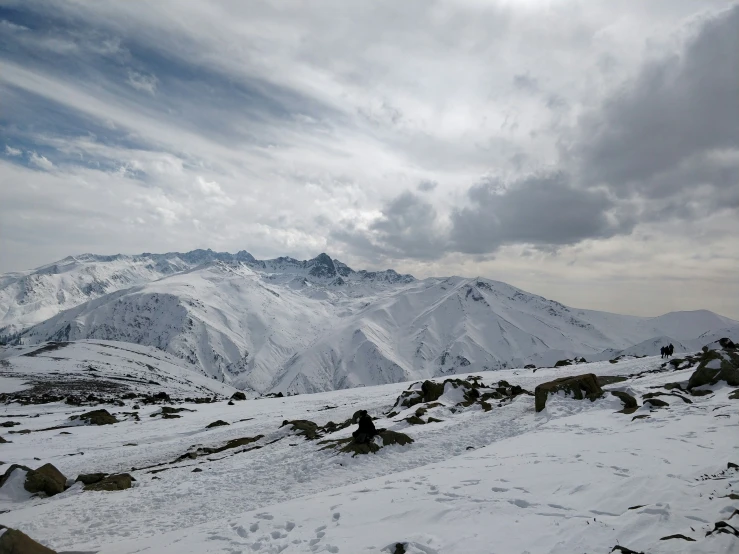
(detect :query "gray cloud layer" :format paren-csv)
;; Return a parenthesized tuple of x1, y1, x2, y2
(1, 1, 737, 317)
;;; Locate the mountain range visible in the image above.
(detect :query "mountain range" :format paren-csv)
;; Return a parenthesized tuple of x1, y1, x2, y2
(2, 249, 738, 394)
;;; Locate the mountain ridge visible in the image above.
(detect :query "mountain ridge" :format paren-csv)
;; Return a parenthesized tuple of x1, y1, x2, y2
(4, 250, 737, 394)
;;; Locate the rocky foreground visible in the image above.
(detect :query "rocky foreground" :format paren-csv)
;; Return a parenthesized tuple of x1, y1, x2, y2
(0, 340, 736, 553)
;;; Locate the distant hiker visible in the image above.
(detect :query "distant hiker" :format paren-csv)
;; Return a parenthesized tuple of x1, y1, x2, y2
(352, 410, 377, 445)
(668, 343, 674, 356)
(660, 346, 666, 358)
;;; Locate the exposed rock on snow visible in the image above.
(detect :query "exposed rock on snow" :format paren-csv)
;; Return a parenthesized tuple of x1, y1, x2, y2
(23, 464, 67, 497)
(0, 525, 57, 553)
(75, 473, 107, 486)
(83, 473, 134, 492)
(610, 390, 639, 414)
(534, 373, 603, 412)
(71, 409, 118, 426)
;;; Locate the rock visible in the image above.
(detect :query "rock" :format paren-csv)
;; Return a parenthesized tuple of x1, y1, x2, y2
(534, 373, 603, 412)
(392, 543, 406, 554)
(0, 436, 7, 443)
(154, 392, 171, 401)
(73, 409, 118, 425)
(75, 473, 108, 485)
(554, 359, 572, 367)
(192, 468, 202, 473)
(659, 534, 695, 541)
(281, 420, 320, 440)
(206, 420, 230, 428)
(644, 398, 669, 408)
(688, 360, 739, 389)
(230, 392, 247, 401)
(719, 337, 737, 349)
(84, 473, 133, 492)
(611, 546, 644, 554)
(729, 389, 739, 400)
(0, 525, 57, 553)
(228, 401, 234, 406)
(610, 391, 638, 414)
(0, 422, 20, 428)
(24, 463, 67, 496)
(524, 364, 536, 369)
(0, 464, 31, 488)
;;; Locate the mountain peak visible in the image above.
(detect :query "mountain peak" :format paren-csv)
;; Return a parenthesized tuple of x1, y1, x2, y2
(308, 253, 337, 278)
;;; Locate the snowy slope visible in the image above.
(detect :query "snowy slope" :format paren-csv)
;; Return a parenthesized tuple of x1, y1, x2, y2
(0, 339, 238, 400)
(0, 354, 736, 553)
(4, 250, 737, 393)
(11, 256, 737, 393)
(0, 249, 258, 336)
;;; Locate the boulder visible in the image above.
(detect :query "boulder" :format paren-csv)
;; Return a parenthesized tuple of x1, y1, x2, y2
(230, 392, 247, 401)
(0, 464, 31, 488)
(610, 391, 638, 414)
(206, 420, 230, 428)
(0, 436, 9, 444)
(24, 464, 67, 496)
(644, 397, 669, 408)
(84, 473, 133, 492)
(534, 373, 603, 412)
(687, 355, 739, 389)
(554, 359, 572, 367)
(73, 409, 118, 425)
(0, 525, 57, 553)
(75, 473, 108, 485)
(281, 420, 320, 440)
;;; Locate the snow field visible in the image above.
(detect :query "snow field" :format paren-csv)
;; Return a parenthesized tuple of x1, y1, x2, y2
(0, 355, 735, 553)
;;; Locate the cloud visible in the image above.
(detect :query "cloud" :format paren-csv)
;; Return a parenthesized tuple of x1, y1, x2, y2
(576, 6, 739, 197)
(417, 179, 437, 192)
(1, 0, 738, 317)
(449, 172, 632, 254)
(29, 152, 54, 170)
(126, 70, 158, 94)
(5, 146, 22, 156)
(513, 73, 539, 93)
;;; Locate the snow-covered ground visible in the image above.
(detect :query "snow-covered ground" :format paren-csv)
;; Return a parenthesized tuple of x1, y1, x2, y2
(0, 354, 736, 553)
(0, 340, 238, 401)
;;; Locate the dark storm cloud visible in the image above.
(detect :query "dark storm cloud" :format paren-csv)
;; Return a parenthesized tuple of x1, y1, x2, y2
(449, 172, 631, 254)
(331, 192, 446, 261)
(576, 6, 739, 195)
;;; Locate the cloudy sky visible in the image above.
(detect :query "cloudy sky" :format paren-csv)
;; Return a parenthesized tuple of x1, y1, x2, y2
(1, 0, 738, 318)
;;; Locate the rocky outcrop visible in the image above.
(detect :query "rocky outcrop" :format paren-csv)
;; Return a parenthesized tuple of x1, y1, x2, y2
(534, 374, 603, 412)
(0, 525, 57, 553)
(687, 347, 739, 389)
(24, 463, 67, 497)
(230, 391, 247, 401)
(84, 473, 134, 492)
(75, 473, 107, 486)
(610, 391, 638, 414)
(71, 409, 118, 425)
(281, 420, 320, 440)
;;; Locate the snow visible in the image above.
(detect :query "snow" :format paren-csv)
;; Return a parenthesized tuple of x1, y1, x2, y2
(0, 354, 736, 554)
(0, 468, 33, 504)
(9, 254, 738, 394)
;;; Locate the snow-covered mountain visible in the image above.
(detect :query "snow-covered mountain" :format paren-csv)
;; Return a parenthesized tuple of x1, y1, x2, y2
(6, 250, 737, 394)
(0, 250, 258, 335)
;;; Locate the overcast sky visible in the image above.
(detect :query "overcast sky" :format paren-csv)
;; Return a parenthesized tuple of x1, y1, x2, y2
(1, 0, 738, 318)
